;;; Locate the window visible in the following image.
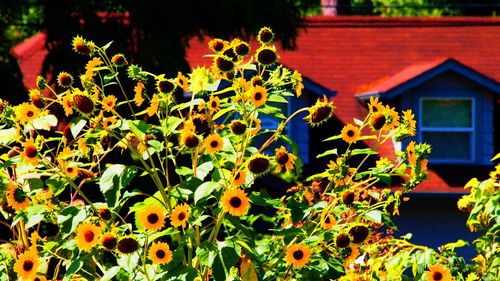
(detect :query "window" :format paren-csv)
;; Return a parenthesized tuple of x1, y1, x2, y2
(419, 98, 474, 163)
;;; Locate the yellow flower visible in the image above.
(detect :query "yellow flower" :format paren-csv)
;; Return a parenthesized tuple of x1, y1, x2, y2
(250, 86, 267, 107)
(57, 72, 73, 88)
(257, 27, 274, 44)
(146, 94, 160, 117)
(6, 182, 30, 211)
(406, 141, 417, 166)
(85, 57, 104, 78)
(77, 138, 89, 156)
(156, 76, 176, 94)
(170, 204, 190, 228)
(221, 189, 250, 216)
(368, 96, 384, 113)
(62, 95, 74, 116)
(15, 103, 40, 124)
(136, 205, 166, 232)
(275, 146, 296, 173)
(61, 161, 78, 178)
(341, 124, 360, 144)
(207, 95, 221, 112)
(285, 243, 312, 268)
(305, 96, 335, 127)
(20, 138, 39, 166)
(208, 38, 228, 53)
(402, 109, 416, 136)
(13, 250, 40, 280)
(102, 116, 117, 130)
(213, 54, 235, 74)
(177, 72, 189, 90)
(102, 95, 117, 112)
(148, 242, 173, 265)
(255, 45, 279, 66)
(204, 134, 224, 154)
(424, 264, 452, 281)
(75, 222, 102, 252)
(382, 105, 400, 131)
(247, 154, 270, 176)
(321, 213, 336, 230)
(111, 53, 128, 66)
(189, 67, 211, 94)
(231, 170, 247, 187)
(133, 82, 145, 107)
(72, 35, 90, 55)
(101, 233, 117, 250)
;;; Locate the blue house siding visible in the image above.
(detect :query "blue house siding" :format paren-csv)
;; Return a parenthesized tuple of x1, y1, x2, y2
(289, 96, 310, 164)
(399, 71, 495, 165)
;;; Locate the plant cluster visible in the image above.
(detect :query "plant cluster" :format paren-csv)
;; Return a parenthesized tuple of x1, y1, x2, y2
(0, 28, 497, 281)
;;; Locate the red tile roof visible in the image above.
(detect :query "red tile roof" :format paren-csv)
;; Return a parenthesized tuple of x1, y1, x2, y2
(11, 32, 48, 89)
(12, 16, 500, 192)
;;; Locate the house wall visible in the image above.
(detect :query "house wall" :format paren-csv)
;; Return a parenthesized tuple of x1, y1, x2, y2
(400, 71, 495, 165)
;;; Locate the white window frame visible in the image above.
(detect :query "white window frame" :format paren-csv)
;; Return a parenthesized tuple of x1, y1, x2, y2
(418, 97, 475, 163)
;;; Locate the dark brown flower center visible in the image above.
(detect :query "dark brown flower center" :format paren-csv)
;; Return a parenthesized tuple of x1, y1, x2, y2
(277, 152, 289, 165)
(433, 272, 443, 280)
(112, 55, 125, 65)
(216, 56, 234, 72)
(234, 172, 241, 180)
(27, 110, 34, 118)
(293, 250, 304, 260)
(193, 116, 210, 136)
(336, 233, 350, 248)
(25, 145, 37, 158)
(325, 216, 331, 224)
(211, 101, 218, 109)
(147, 213, 159, 224)
(23, 260, 34, 272)
(251, 77, 263, 86)
(98, 209, 112, 221)
(118, 237, 139, 254)
(178, 212, 186, 221)
(184, 135, 199, 148)
(102, 236, 117, 250)
(371, 114, 386, 130)
(259, 30, 273, 43)
(342, 191, 355, 205)
(159, 80, 175, 94)
(73, 95, 94, 114)
(76, 44, 90, 55)
(84, 230, 95, 242)
(210, 140, 219, 148)
(212, 41, 225, 52)
(229, 196, 242, 208)
(235, 43, 250, 56)
(231, 121, 246, 135)
(248, 157, 270, 174)
(254, 92, 262, 101)
(347, 130, 355, 137)
(257, 49, 277, 65)
(156, 249, 166, 259)
(349, 225, 369, 244)
(311, 105, 333, 124)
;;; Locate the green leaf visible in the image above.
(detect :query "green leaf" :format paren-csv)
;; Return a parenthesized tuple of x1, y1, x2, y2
(102, 41, 113, 50)
(57, 206, 87, 237)
(212, 106, 235, 121)
(101, 266, 120, 281)
(288, 199, 310, 224)
(64, 260, 83, 280)
(100, 164, 138, 207)
(316, 149, 338, 158)
(104, 72, 119, 83)
(491, 152, 500, 161)
(364, 210, 382, 224)
(267, 94, 288, 103)
(125, 120, 151, 139)
(0, 128, 17, 145)
(31, 114, 58, 131)
(249, 190, 282, 209)
(26, 205, 45, 229)
(323, 134, 341, 142)
(196, 161, 214, 180)
(70, 118, 87, 138)
(353, 118, 364, 126)
(220, 245, 240, 273)
(194, 181, 218, 204)
(176, 166, 193, 176)
(350, 148, 378, 156)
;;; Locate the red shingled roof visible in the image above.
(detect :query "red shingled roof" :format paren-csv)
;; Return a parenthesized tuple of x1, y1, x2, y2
(12, 16, 500, 193)
(11, 32, 48, 89)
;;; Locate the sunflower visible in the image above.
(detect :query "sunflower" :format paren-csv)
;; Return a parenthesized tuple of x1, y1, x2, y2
(15, 103, 40, 124)
(341, 124, 360, 144)
(204, 134, 224, 154)
(102, 116, 117, 130)
(231, 170, 247, 187)
(349, 225, 370, 244)
(189, 67, 211, 94)
(406, 141, 417, 166)
(20, 138, 39, 166)
(171, 204, 190, 228)
(335, 233, 351, 248)
(230, 120, 247, 135)
(221, 189, 250, 216)
(370, 112, 386, 131)
(382, 105, 400, 131)
(275, 146, 296, 173)
(111, 54, 127, 66)
(156, 76, 176, 95)
(33, 275, 47, 281)
(77, 138, 89, 156)
(13, 250, 40, 280)
(61, 161, 79, 178)
(213, 54, 235, 73)
(133, 82, 145, 107)
(148, 242, 173, 265)
(285, 243, 312, 268)
(29, 89, 44, 108)
(402, 109, 416, 136)
(61, 94, 74, 116)
(321, 213, 336, 230)
(368, 96, 384, 113)
(101, 234, 117, 250)
(72, 35, 90, 55)
(425, 264, 453, 281)
(72, 89, 95, 115)
(208, 38, 228, 53)
(255, 46, 279, 66)
(257, 27, 274, 44)
(137, 204, 166, 232)
(250, 86, 267, 107)
(207, 95, 220, 112)
(75, 222, 102, 252)
(305, 96, 335, 127)
(102, 95, 117, 112)
(177, 72, 189, 90)
(146, 94, 160, 117)
(57, 72, 73, 88)
(234, 41, 251, 57)
(247, 154, 270, 175)
(6, 182, 30, 211)
(85, 57, 104, 78)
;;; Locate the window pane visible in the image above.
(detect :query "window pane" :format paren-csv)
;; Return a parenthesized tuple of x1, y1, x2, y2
(422, 100, 472, 128)
(422, 131, 471, 161)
